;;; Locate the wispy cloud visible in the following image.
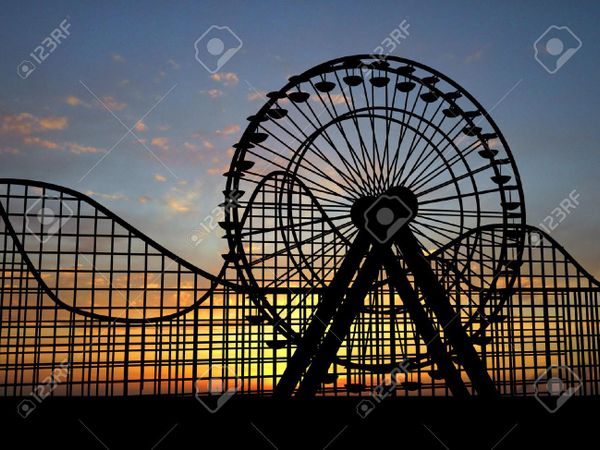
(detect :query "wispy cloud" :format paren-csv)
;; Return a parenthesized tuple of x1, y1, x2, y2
(23, 136, 62, 149)
(65, 95, 91, 108)
(0, 147, 20, 155)
(134, 120, 148, 132)
(154, 173, 167, 182)
(1, 113, 68, 135)
(210, 71, 239, 86)
(465, 48, 485, 63)
(215, 124, 240, 137)
(65, 142, 103, 154)
(84, 190, 127, 201)
(167, 59, 180, 70)
(111, 53, 126, 63)
(151, 137, 170, 152)
(247, 90, 267, 101)
(200, 88, 224, 99)
(101, 96, 127, 110)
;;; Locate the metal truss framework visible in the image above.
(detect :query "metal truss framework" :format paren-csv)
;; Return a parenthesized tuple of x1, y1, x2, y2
(0, 55, 598, 398)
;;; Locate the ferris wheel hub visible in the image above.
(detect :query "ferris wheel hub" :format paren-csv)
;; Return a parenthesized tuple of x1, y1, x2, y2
(351, 186, 418, 244)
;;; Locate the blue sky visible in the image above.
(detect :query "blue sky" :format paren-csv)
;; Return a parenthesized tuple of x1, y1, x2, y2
(1, 1, 599, 276)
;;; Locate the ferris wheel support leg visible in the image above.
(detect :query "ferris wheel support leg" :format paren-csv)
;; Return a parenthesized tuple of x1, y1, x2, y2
(296, 246, 383, 398)
(381, 249, 470, 397)
(396, 229, 498, 397)
(274, 232, 371, 397)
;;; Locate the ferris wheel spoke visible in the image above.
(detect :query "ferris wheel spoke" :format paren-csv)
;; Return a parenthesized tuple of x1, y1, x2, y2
(404, 132, 481, 189)
(257, 124, 364, 200)
(394, 102, 447, 187)
(359, 73, 386, 192)
(262, 116, 363, 196)
(299, 84, 379, 192)
(282, 94, 371, 194)
(414, 162, 496, 199)
(419, 207, 505, 219)
(240, 213, 352, 239)
(248, 220, 353, 267)
(412, 218, 459, 243)
(400, 117, 471, 189)
(382, 72, 402, 190)
(332, 70, 381, 193)
(407, 137, 484, 193)
(389, 114, 459, 190)
(264, 223, 359, 290)
(415, 214, 464, 231)
(268, 229, 355, 285)
(416, 186, 505, 205)
(393, 85, 434, 183)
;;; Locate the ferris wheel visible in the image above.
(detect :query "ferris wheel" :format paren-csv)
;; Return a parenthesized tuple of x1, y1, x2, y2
(221, 55, 526, 397)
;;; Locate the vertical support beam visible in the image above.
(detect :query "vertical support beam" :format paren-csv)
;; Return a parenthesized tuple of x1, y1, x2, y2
(396, 229, 497, 396)
(274, 232, 370, 397)
(296, 245, 382, 397)
(381, 248, 469, 397)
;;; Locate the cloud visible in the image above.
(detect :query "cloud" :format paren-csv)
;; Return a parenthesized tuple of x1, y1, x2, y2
(101, 96, 127, 110)
(201, 88, 224, 99)
(167, 59, 180, 70)
(215, 124, 240, 137)
(151, 137, 170, 151)
(312, 93, 346, 105)
(154, 173, 167, 182)
(1, 113, 68, 135)
(23, 136, 62, 149)
(207, 162, 230, 176)
(164, 184, 199, 214)
(210, 72, 239, 86)
(465, 48, 485, 63)
(111, 53, 125, 63)
(65, 142, 103, 154)
(166, 198, 191, 213)
(138, 196, 150, 204)
(23, 136, 103, 154)
(39, 117, 68, 130)
(84, 191, 127, 201)
(0, 147, 20, 155)
(134, 121, 147, 132)
(247, 91, 267, 101)
(65, 95, 90, 108)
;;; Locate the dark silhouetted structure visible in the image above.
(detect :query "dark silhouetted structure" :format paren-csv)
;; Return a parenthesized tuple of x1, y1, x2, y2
(1, 56, 598, 398)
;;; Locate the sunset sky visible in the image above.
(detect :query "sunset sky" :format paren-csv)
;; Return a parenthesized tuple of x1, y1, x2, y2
(1, 0, 599, 278)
